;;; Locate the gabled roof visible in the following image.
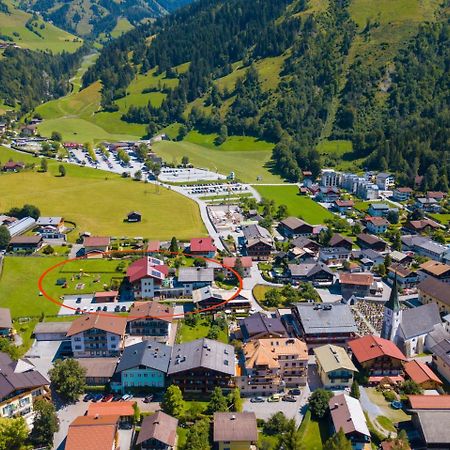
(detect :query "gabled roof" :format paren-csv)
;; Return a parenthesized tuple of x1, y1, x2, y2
(403, 360, 442, 385)
(136, 411, 178, 446)
(213, 412, 258, 443)
(420, 260, 450, 277)
(190, 237, 216, 253)
(87, 401, 135, 417)
(222, 256, 253, 268)
(9, 235, 42, 245)
(77, 358, 118, 379)
(314, 344, 357, 373)
(128, 301, 173, 323)
(398, 303, 441, 339)
(329, 394, 370, 438)
(366, 216, 389, 226)
(83, 236, 110, 247)
(431, 339, 450, 365)
(280, 216, 312, 231)
(339, 272, 374, 286)
(329, 233, 352, 247)
(408, 395, 450, 410)
(127, 256, 168, 283)
(356, 233, 386, 246)
(239, 312, 287, 339)
(418, 277, 450, 307)
(348, 335, 406, 363)
(67, 314, 127, 337)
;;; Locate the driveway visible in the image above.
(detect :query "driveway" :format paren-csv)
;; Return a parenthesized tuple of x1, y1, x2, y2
(54, 399, 88, 450)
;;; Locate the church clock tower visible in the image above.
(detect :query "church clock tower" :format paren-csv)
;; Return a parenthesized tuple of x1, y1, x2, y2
(380, 273, 401, 341)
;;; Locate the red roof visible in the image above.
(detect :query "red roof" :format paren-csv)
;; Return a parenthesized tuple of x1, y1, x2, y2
(94, 291, 119, 298)
(67, 314, 127, 337)
(146, 241, 161, 252)
(368, 375, 404, 384)
(396, 187, 413, 193)
(87, 401, 135, 417)
(426, 191, 446, 199)
(222, 257, 253, 269)
(83, 236, 110, 247)
(366, 216, 389, 226)
(348, 335, 406, 363)
(408, 395, 450, 410)
(127, 257, 168, 283)
(66, 415, 119, 450)
(403, 360, 442, 386)
(335, 200, 354, 207)
(190, 237, 216, 253)
(340, 273, 374, 286)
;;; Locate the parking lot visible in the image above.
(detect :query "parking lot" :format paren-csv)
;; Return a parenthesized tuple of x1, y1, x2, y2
(58, 294, 134, 316)
(159, 167, 226, 183)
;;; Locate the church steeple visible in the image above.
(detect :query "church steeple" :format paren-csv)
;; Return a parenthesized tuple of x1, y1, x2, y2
(380, 272, 402, 341)
(384, 272, 400, 312)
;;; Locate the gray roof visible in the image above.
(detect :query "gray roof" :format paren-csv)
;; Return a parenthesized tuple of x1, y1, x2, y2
(239, 312, 287, 339)
(77, 358, 118, 378)
(418, 277, 450, 306)
(33, 321, 72, 334)
(0, 308, 12, 329)
(192, 286, 222, 304)
(213, 412, 258, 442)
(242, 224, 273, 248)
(293, 303, 357, 335)
(116, 340, 171, 374)
(431, 339, 450, 365)
(178, 267, 214, 283)
(288, 263, 333, 278)
(414, 410, 450, 444)
(36, 217, 62, 226)
(320, 247, 351, 255)
(402, 235, 448, 256)
(292, 237, 318, 249)
(168, 338, 235, 376)
(136, 411, 178, 446)
(399, 303, 442, 339)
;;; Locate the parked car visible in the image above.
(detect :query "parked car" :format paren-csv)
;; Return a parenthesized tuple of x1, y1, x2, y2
(282, 395, 297, 402)
(121, 394, 131, 401)
(267, 394, 281, 402)
(92, 393, 103, 402)
(102, 394, 114, 402)
(112, 395, 122, 402)
(288, 389, 301, 396)
(143, 395, 154, 403)
(83, 394, 93, 402)
(250, 396, 265, 403)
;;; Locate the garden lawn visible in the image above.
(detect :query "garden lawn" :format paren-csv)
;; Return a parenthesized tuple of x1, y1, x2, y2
(0, 147, 206, 240)
(365, 388, 411, 423)
(177, 320, 228, 344)
(429, 213, 450, 225)
(298, 410, 329, 450)
(255, 185, 334, 223)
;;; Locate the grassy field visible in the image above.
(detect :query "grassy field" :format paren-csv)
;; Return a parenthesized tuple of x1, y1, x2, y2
(365, 388, 411, 423)
(254, 185, 334, 223)
(0, 1, 82, 53)
(177, 319, 228, 344)
(110, 17, 134, 38)
(0, 146, 206, 240)
(298, 410, 328, 450)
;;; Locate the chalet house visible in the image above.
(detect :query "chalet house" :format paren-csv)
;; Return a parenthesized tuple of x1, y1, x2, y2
(127, 301, 173, 339)
(237, 338, 308, 395)
(177, 267, 214, 295)
(403, 360, 442, 390)
(388, 264, 418, 289)
(319, 247, 351, 265)
(213, 412, 258, 450)
(376, 172, 394, 190)
(239, 312, 288, 341)
(77, 358, 118, 386)
(126, 211, 142, 222)
(0, 352, 50, 426)
(368, 203, 390, 217)
(35, 216, 65, 240)
(389, 251, 412, 265)
(287, 262, 334, 286)
(356, 233, 388, 251)
(87, 401, 136, 424)
(67, 314, 127, 358)
(2, 161, 25, 172)
(136, 411, 178, 450)
(314, 344, 358, 389)
(291, 236, 321, 254)
(0, 308, 12, 337)
(168, 338, 235, 393)
(357, 248, 385, 266)
(329, 394, 371, 449)
(418, 277, 450, 314)
(316, 186, 340, 202)
(222, 256, 253, 278)
(278, 217, 314, 238)
(241, 224, 274, 260)
(65, 415, 119, 450)
(431, 339, 450, 384)
(401, 235, 448, 261)
(81, 236, 111, 257)
(415, 197, 442, 213)
(112, 340, 171, 393)
(418, 260, 450, 284)
(189, 237, 216, 257)
(348, 335, 406, 384)
(365, 216, 389, 234)
(339, 273, 374, 299)
(291, 303, 357, 350)
(392, 187, 413, 202)
(426, 191, 446, 201)
(333, 199, 354, 214)
(329, 233, 353, 250)
(405, 218, 440, 234)
(192, 286, 224, 309)
(9, 235, 43, 253)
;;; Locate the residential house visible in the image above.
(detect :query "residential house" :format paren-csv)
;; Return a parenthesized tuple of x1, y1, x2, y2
(213, 412, 258, 450)
(287, 262, 334, 286)
(177, 267, 215, 295)
(278, 217, 314, 238)
(329, 233, 353, 250)
(291, 303, 357, 350)
(0, 352, 50, 426)
(35, 216, 65, 240)
(403, 360, 442, 390)
(411, 410, 450, 449)
(388, 264, 418, 289)
(238, 312, 288, 341)
(376, 173, 395, 190)
(222, 256, 253, 278)
(329, 394, 371, 450)
(415, 197, 441, 213)
(358, 249, 385, 266)
(389, 251, 412, 265)
(9, 235, 43, 252)
(168, 338, 235, 393)
(77, 358, 118, 386)
(93, 291, 118, 303)
(33, 321, 71, 341)
(189, 237, 217, 258)
(365, 216, 389, 234)
(316, 186, 340, 202)
(356, 233, 388, 252)
(146, 240, 161, 254)
(67, 314, 127, 357)
(291, 236, 321, 254)
(405, 218, 440, 234)
(430, 339, 450, 384)
(418, 277, 450, 314)
(127, 301, 173, 339)
(126, 211, 141, 222)
(426, 191, 447, 202)
(333, 199, 354, 214)
(314, 344, 358, 390)
(192, 286, 224, 310)
(340, 273, 374, 300)
(368, 203, 390, 217)
(418, 260, 450, 284)
(112, 340, 171, 393)
(82, 236, 111, 257)
(348, 335, 406, 384)
(240, 224, 274, 260)
(2, 161, 25, 172)
(319, 247, 351, 265)
(65, 415, 119, 450)
(0, 308, 12, 337)
(237, 338, 308, 395)
(87, 401, 135, 424)
(392, 187, 413, 202)
(136, 411, 178, 450)
(401, 235, 448, 261)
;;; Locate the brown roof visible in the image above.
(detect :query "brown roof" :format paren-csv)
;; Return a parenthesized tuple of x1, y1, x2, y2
(83, 236, 110, 247)
(280, 216, 311, 230)
(356, 233, 385, 246)
(408, 219, 440, 231)
(408, 395, 450, 410)
(128, 301, 174, 323)
(388, 263, 415, 278)
(403, 360, 442, 386)
(222, 256, 253, 268)
(136, 411, 178, 446)
(420, 260, 450, 277)
(418, 277, 450, 306)
(340, 273, 374, 286)
(335, 200, 354, 207)
(65, 415, 119, 450)
(67, 314, 127, 337)
(213, 412, 258, 442)
(77, 358, 118, 378)
(366, 216, 389, 226)
(329, 233, 352, 247)
(329, 394, 370, 437)
(396, 187, 413, 193)
(9, 235, 42, 245)
(426, 191, 446, 199)
(87, 401, 135, 417)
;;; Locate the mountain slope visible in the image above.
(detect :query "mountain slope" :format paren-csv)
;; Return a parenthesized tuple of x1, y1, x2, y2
(19, 0, 195, 36)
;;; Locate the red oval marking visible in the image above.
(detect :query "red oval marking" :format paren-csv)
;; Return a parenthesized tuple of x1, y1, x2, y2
(37, 249, 243, 320)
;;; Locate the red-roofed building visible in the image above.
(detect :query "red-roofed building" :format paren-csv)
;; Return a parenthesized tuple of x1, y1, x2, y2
(365, 216, 389, 234)
(87, 401, 136, 423)
(189, 237, 217, 257)
(93, 291, 118, 303)
(82, 236, 110, 258)
(146, 241, 161, 253)
(408, 395, 450, 410)
(333, 199, 355, 213)
(403, 360, 442, 390)
(222, 256, 253, 278)
(348, 335, 406, 382)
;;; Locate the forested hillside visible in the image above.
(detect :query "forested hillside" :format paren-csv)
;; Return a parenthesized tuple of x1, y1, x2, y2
(19, 0, 194, 36)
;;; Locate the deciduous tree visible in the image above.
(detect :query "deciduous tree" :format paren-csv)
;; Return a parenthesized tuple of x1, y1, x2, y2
(49, 359, 86, 402)
(161, 385, 185, 418)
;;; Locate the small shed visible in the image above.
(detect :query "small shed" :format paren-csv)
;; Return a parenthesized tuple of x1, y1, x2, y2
(127, 211, 142, 223)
